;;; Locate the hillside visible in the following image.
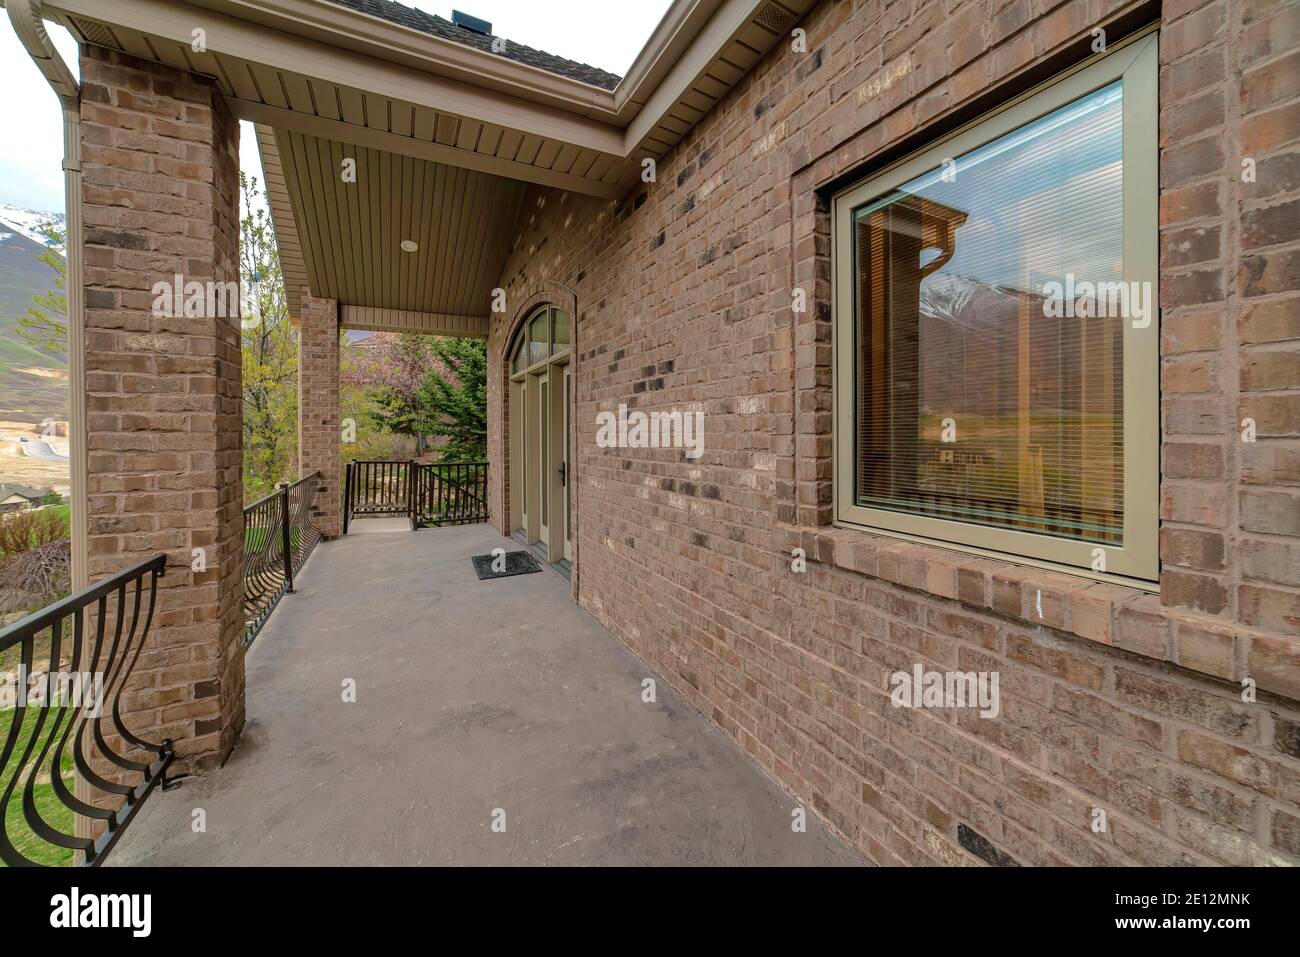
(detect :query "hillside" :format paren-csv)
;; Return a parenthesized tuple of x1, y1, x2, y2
(0, 204, 67, 422)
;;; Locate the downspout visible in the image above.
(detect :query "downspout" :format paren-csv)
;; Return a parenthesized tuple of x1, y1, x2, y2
(6, 0, 86, 594)
(7, 0, 90, 854)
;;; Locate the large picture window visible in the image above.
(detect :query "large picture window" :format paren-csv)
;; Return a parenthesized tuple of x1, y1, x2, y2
(833, 33, 1158, 583)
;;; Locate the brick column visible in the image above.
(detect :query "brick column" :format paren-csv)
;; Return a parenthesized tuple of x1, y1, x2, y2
(299, 293, 341, 539)
(80, 47, 244, 773)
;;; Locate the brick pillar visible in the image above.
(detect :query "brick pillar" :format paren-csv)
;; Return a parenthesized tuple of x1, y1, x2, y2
(299, 293, 341, 539)
(80, 47, 244, 773)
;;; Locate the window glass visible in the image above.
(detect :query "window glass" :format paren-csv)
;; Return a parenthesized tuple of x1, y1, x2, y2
(852, 81, 1125, 546)
(552, 309, 569, 352)
(540, 377, 549, 525)
(528, 312, 548, 366)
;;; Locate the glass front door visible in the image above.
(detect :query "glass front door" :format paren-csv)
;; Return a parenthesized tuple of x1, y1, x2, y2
(509, 306, 572, 566)
(537, 370, 550, 547)
(562, 363, 572, 561)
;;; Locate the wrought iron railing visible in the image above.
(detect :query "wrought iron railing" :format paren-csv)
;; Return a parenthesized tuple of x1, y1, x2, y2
(343, 459, 488, 532)
(411, 461, 489, 529)
(0, 554, 171, 867)
(243, 472, 321, 645)
(343, 460, 411, 533)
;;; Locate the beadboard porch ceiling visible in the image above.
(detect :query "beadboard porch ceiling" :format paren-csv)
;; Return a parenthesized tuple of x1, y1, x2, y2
(257, 124, 524, 333)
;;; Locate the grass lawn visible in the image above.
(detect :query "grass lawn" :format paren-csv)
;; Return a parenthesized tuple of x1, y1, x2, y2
(244, 526, 308, 551)
(43, 504, 70, 525)
(0, 706, 74, 866)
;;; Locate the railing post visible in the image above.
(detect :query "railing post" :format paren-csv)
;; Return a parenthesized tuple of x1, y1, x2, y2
(279, 481, 294, 594)
(342, 461, 353, 535)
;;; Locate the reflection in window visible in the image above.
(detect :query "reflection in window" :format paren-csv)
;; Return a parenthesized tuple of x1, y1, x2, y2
(853, 81, 1125, 545)
(552, 309, 569, 352)
(528, 312, 548, 366)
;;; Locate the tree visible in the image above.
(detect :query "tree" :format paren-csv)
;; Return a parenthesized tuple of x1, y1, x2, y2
(416, 336, 487, 461)
(342, 333, 439, 455)
(17, 221, 68, 356)
(240, 173, 299, 500)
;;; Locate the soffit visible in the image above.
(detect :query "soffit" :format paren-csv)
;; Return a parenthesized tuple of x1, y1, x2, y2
(267, 126, 525, 320)
(52, 0, 816, 176)
(52, 0, 636, 198)
(623, 0, 816, 160)
(48, 0, 819, 323)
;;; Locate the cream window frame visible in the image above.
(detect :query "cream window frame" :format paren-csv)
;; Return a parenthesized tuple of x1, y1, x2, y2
(831, 31, 1160, 586)
(509, 305, 571, 380)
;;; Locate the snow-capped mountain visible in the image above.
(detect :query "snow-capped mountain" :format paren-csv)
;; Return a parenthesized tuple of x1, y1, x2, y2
(0, 203, 64, 250)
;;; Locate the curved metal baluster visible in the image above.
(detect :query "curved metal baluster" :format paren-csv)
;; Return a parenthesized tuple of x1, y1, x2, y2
(109, 567, 166, 756)
(243, 472, 323, 642)
(24, 606, 97, 854)
(0, 555, 171, 866)
(76, 591, 136, 793)
(245, 499, 270, 631)
(292, 475, 319, 572)
(50, 601, 116, 829)
(92, 583, 149, 775)
(245, 495, 288, 637)
(0, 633, 38, 865)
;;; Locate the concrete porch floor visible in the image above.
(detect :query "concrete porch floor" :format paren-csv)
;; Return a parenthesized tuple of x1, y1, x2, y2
(113, 521, 860, 866)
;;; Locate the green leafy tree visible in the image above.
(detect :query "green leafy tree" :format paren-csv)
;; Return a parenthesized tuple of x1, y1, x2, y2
(365, 335, 436, 454)
(240, 173, 299, 500)
(17, 221, 68, 356)
(416, 336, 487, 461)
(343, 333, 442, 456)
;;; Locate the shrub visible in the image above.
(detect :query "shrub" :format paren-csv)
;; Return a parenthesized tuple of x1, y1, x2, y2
(0, 509, 68, 561)
(0, 539, 71, 615)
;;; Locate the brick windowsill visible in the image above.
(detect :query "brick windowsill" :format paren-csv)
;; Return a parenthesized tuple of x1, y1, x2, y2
(774, 522, 1300, 704)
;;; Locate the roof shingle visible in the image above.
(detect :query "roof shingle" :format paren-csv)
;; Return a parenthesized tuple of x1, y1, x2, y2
(0, 483, 50, 501)
(324, 0, 623, 90)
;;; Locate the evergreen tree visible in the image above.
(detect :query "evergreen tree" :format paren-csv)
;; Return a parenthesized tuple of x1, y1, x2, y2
(17, 221, 68, 356)
(417, 337, 487, 461)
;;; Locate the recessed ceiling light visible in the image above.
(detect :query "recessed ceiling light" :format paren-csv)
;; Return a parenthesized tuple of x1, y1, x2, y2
(400, 239, 418, 253)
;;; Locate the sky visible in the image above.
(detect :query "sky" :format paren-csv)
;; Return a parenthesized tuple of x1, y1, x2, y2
(0, 1, 671, 218)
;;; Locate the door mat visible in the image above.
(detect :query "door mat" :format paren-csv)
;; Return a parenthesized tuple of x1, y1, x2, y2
(471, 550, 543, 580)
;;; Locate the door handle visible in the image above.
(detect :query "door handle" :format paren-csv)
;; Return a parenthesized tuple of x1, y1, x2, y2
(558, 461, 566, 486)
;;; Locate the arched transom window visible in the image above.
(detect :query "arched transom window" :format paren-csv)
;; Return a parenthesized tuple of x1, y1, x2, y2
(510, 305, 569, 377)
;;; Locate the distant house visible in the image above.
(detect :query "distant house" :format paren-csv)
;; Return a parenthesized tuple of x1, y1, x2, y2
(0, 484, 50, 514)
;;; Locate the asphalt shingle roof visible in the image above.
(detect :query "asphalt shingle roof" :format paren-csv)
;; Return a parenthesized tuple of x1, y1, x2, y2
(0, 484, 48, 501)
(325, 0, 623, 90)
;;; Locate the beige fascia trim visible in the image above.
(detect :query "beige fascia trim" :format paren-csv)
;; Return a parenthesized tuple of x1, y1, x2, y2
(340, 306, 488, 338)
(186, 0, 622, 116)
(49, 0, 776, 164)
(238, 99, 623, 199)
(612, 0, 725, 119)
(46, 0, 625, 155)
(198, 0, 731, 124)
(6, 0, 78, 104)
(623, 0, 768, 151)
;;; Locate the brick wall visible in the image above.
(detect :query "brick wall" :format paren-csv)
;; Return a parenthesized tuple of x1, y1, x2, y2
(488, 0, 1300, 864)
(298, 293, 341, 539)
(80, 46, 244, 773)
